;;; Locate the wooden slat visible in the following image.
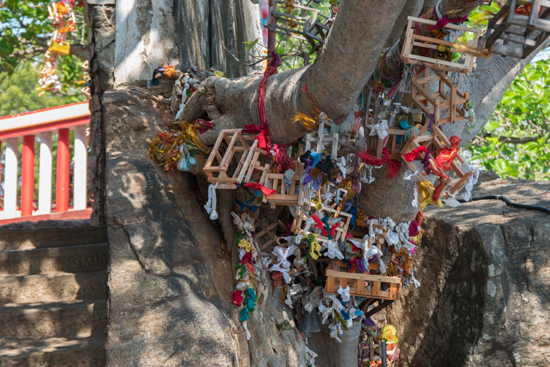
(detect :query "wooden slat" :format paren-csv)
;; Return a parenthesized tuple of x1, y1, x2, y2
(364, 299, 395, 318)
(356, 278, 365, 295)
(373, 281, 381, 297)
(325, 270, 402, 284)
(389, 283, 398, 300)
(407, 16, 483, 33)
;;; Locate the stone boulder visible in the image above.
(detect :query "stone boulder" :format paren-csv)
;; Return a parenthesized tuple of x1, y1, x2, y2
(385, 177, 550, 367)
(102, 89, 305, 367)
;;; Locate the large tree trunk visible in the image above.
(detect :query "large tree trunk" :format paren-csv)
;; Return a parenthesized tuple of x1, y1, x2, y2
(88, 0, 548, 366)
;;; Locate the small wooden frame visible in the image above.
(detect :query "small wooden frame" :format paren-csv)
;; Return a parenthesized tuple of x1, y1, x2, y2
(265, 171, 301, 206)
(399, 124, 474, 196)
(255, 219, 288, 251)
(304, 118, 340, 157)
(485, 0, 550, 58)
(411, 69, 470, 126)
(401, 16, 482, 74)
(428, 125, 475, 197)
(292, 207, 352, 244)
(366, 127, 407, 160)
(325, 260, 401, 300)
(265, 0, 319, 40)
(304, 15, 334, 50)
(203, 129, 270, 189)
(365, 100, 412, 159)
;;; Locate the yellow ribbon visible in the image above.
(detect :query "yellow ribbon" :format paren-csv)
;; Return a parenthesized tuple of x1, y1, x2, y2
(308, 234, 322, 260)
(238, 239, 254, 253)
(417, 181, 443, 210)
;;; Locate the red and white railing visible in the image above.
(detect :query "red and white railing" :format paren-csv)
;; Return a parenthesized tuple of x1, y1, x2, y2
(0, 102, 91, 224)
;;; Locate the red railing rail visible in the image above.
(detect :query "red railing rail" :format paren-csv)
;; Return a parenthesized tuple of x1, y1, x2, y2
(0, 102, 91, 225)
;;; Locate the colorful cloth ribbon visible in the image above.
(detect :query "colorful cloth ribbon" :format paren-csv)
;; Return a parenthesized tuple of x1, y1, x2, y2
(403, 146, 428, 162)
(243, 183, 276, 196)
(435, 135, 462, 171)
(358, 148, 402, 178)
(430, 1, 468, 30)
(242, 51, 281, 150)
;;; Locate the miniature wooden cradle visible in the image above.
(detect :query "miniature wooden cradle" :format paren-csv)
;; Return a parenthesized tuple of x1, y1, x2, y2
(265, 0, 319, 40)
(411, 69, 470, 126)
(265, 170, 301, 206)
(203, 129, 270, 189)
(399, 123, 474, 197)
(401, 16, 482, 74)
(486, 0, 550, 58)
(292, 207, 352, 244)
(255, 219, 288, 251)
(325, 260, 401, 301)
(366, 100, 408, 160)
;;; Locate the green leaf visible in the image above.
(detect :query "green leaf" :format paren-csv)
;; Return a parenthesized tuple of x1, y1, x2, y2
(245, 38, 259, 51)
(484, 122, 500, 131)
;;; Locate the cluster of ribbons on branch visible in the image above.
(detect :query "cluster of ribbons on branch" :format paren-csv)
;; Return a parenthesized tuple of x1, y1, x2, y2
(38, 0, 77, 94)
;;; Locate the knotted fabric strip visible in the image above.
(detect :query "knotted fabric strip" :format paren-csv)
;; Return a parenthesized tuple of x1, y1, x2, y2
(204, 183, 219, 220)
(430, 0, 468, 30)
(242, 51, 281, 150)
(358, 148, 402, 178)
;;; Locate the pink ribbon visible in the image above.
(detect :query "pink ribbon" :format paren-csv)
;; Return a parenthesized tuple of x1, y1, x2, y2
(429, 10, 468, 30)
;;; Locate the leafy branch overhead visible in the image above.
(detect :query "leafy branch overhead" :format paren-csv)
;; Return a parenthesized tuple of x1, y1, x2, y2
(468, 59, 550, 180)
(0, 0, 89, 98)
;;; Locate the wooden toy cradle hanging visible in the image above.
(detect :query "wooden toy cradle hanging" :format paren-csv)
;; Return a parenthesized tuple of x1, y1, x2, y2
(485, 0, 550, 58)
(255, 219, 289, 251)
(401, 16, 482, 74)
(265, 170, 301, 206)
(292, 207, 352, 244)
(203, 129, 270, 189)
(304, 119, 341, 156)
(411, 68, 470, 126)
(304, 14, 334, 50)
(265, 0, 319, 40)
(325, 260, 402, 301)
(399, 123, 474, 196)
(366, 100, 408, 160)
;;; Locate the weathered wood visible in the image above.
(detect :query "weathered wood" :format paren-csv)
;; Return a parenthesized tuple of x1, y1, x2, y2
(203, 130, 270, 189)
(411, 69, 469, 126)
(401, 17, 482, 73)
(364, 299, 395, 318)
(486, 0, 550, 58)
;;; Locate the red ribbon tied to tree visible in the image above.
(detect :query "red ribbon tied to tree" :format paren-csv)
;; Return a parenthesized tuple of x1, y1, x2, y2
(358, 148, 402, 178)
(242, 51, 282, 150)
(435, 135, 462, 171)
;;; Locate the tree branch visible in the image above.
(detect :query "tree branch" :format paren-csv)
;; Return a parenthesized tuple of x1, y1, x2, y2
(307, 0, 409, 119)
(482, 134, 540, 144)
(8, 46, 47, 59)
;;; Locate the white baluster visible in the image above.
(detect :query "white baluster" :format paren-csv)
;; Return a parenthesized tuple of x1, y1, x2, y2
(38, 132, 53, 214)
(73, 125, 88, 210)
(4, 138, 19, 219)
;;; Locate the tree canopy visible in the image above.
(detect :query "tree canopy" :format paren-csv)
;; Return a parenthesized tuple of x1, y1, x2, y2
(0, 0, 89, 104)
(467, 58, 550, 180)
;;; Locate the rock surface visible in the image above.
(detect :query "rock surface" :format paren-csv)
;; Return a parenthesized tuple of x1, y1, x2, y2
(386, 177, 550, 367)
(102, 89, 305, 367)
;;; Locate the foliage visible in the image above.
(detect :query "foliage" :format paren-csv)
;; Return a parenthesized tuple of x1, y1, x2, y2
(467, 59, 550, 180)
(0, 61, 85, 117)
(245, 0, 336, 71)
(0, 0, 89, 99)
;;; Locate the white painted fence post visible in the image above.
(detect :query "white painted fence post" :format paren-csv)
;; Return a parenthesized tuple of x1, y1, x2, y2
(73, 125, 88, 210)
(38, 132, 53, 214)
(4, 138, 19, 219)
